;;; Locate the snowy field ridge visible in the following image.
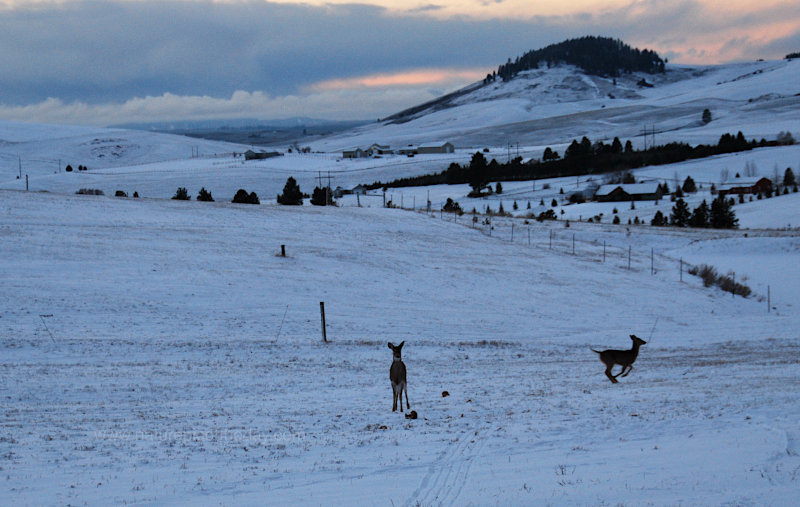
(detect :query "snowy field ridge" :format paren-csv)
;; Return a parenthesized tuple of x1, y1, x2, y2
(1, 187, 799, 505)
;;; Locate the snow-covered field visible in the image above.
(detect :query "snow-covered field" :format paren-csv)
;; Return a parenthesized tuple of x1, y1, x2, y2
(2, 56, 800, 505)
(2, 187, 799, 505)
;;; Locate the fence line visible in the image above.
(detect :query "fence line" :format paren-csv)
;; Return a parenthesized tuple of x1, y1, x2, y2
(425, 208, 769, 308)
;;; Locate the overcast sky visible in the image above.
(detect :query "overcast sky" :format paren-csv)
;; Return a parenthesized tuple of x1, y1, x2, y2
(1, 0, 799, 126)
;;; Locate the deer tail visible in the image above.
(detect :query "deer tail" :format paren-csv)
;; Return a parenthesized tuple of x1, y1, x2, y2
(589, 348, 602, 354)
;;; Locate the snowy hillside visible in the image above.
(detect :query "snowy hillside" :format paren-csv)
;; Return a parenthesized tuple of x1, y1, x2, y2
(0, 119, 247, 182)
(2, 188, 799, 504)
(311, 59, 800, 151)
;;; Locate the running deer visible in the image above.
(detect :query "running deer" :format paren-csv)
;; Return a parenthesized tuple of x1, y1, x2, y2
(591, 334, 647, 383)
(388, 341, 410, 412)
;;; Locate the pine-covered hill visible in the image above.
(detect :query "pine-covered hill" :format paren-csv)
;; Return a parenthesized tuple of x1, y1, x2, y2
(497, 36, 665, 81)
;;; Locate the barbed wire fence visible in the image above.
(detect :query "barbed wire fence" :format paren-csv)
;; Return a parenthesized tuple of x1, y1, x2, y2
(422, 207, 774, 312)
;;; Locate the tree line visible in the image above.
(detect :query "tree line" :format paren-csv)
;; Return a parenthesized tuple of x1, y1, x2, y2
(496, 36, 665, 82)
(366, 132, 781, 193)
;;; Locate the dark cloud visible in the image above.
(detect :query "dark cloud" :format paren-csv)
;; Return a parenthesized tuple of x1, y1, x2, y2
(1, 0, 798, 124)
(0, 1, 533, 106)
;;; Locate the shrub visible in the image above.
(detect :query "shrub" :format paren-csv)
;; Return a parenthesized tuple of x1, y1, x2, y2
(76, 188, 104, 195)
(613, 215, 621, 224)
(115, 190, 128, 197)
(172, 187, 190, 200)
(568, 192, 585, 204)
(689, 264, 752, 297)
(65, 164, 73, 172)
(442, 197, 463, 214)
(233, 188, 260, 204)
(197, 187, 214, 202)
(536, 209, 557, 221)
(133, 191, 139, 198)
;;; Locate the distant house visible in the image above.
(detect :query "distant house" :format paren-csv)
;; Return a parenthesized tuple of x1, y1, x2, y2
(342, 148, 367, 159)
(416, 142, 455, 154)
(367, 144, 393, 156)
(244, 150, 282, 160)
(352, 184, 367, 195)
(718, 177, 773, 198)
(595, 182, 663, 202)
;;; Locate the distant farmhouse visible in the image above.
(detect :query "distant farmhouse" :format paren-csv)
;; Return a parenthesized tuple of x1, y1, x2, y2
(244, 149, 282, 161)
(343, 141, 454, 158)
(416, 142, 455, 154)
(342, 148, 367, 159)
(718, 177, 773, 198)
(595, 182, 663, 202)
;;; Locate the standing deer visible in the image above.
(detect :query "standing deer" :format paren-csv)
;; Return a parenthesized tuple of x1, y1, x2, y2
(591, 334, 647, 383)
(388, 341, 410, 412)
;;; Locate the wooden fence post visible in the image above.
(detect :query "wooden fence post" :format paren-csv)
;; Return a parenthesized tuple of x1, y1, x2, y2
(320, 302, 327, 342)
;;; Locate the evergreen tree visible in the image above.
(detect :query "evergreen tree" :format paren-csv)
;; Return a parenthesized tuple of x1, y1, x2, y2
(172, 187, 190, 200)
(624, 140, 633, 153)
(650, 210, 666, 226)
(670, 198, 690, 227)
(310, 187, 331, 206)
(682, 175, 697, 193)
(611, 137, 623, 154)
(495, 181, 503, 194)
(710, 196, 738, 228)
(197, 187, 214, 202)
(551, 198, 558, 207)
(784, 167, 796, 187)
(468, 152, 489, 194)
(702, 108, 712, 124)
(689, 200, 710, 228)
(277, 177, 303, 205)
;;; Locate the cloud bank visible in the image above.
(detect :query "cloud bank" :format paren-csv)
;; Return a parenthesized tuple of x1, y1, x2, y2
(1, 0, 798, 125)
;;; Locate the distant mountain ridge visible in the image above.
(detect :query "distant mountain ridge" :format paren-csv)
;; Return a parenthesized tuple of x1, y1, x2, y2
(496, 36, 665, 81)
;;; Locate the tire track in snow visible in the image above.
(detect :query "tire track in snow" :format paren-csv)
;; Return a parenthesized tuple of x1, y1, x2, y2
(405, 426, 485, 507)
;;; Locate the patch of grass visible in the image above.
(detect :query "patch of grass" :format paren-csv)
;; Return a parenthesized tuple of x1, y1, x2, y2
(688, 264, 752, 297)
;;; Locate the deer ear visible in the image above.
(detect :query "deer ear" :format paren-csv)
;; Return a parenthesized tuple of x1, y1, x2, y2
(398, 341, 405, 348)
(388, 342, 394, 349)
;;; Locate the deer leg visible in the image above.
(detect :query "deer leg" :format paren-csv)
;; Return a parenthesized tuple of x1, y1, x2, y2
(399, 384, 405, 412)
(392, 385, 398, 412)
(404, 383, 410, 410)
(604, 365, 618, 383)
(620, 365, 633, 377)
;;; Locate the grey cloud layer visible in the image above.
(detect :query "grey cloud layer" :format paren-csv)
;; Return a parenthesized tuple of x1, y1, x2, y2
(1, 0, 798, 123)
